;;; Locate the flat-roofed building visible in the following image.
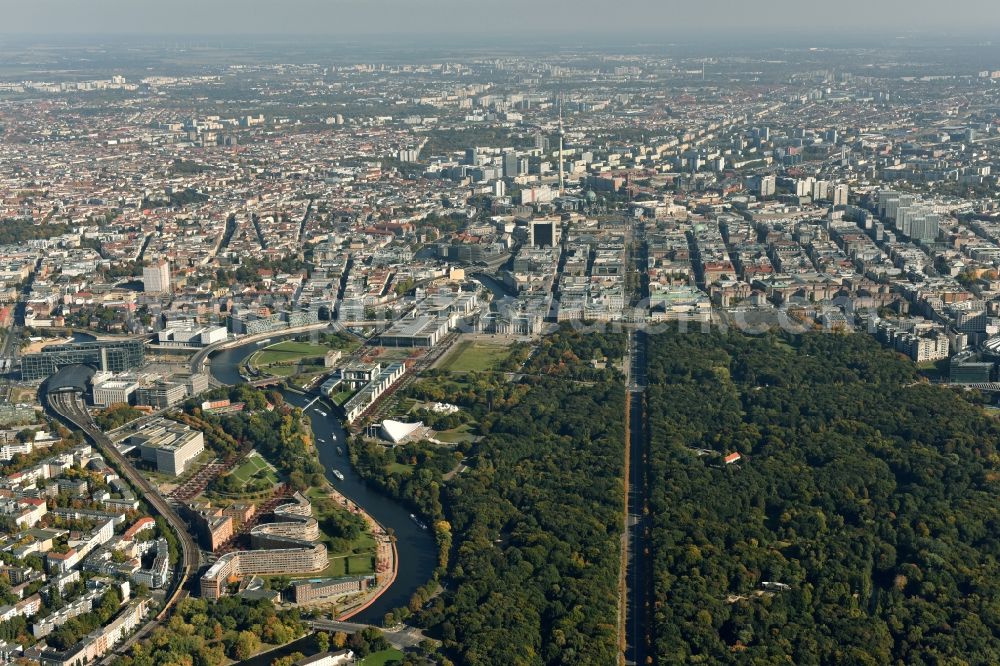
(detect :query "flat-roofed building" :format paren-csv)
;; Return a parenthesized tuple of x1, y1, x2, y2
(143, 261, 171, 294)
(128, 420, 204, 476)
(378, 315, 450, 347)
(291, 576, 373, 605)
(36, 598, 150, 666)
(342, 362, 406, 423)
(135, 381, 186, 409)
(293, 650, 355, 666)
(23, 340, 145, 381)
(92, 379, 139, 407)
(338, 361, 381, 389)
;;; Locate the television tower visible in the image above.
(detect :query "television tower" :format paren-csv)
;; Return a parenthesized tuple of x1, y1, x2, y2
(558, 96, 565, 196)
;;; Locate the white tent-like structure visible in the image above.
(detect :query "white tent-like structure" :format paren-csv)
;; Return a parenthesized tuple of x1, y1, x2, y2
(380, 419, 423, 444)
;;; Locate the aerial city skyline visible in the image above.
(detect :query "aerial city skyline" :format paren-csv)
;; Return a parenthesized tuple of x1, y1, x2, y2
(0, 4, 999, 665)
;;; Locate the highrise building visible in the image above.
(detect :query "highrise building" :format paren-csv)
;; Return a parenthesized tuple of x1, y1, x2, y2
(833, 184, 849, 207)
(143, 261, 171, 294)
(756, 174, 776, 197)
(557, 101, 565, 195)
(812, 180, 830, 201)
(503, 151, 519, 179)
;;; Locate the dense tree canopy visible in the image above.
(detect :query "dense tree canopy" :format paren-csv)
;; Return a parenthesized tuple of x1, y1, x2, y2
(94, 402, 144, 431)
(420, 327, 627, 665)
(644, 329, 1000, 665)
(112, 596, 305, 666)
(0, 218, 72, 244)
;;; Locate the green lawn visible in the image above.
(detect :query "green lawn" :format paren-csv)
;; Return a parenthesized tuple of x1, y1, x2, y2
(253, 341, 329, 367)
(230, 454, 269, 482)
(361, 648, 404, 665)
(347, 554, 375, 575)
(440, 340, 510, 372)
(228, 454, 278, 489)
(387, 462, 413, 475)
(265, 364, 298, 377)
(331, 389, 355, 406)
(434, 424, 475, 443)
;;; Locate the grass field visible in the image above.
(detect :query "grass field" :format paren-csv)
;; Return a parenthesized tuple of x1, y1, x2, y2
(230, 454, 278, 488)
(434, 424, 475, 444)
(361, 649, 404, 665)
(252, 341, 329, 368)
(331, 389, 355, 406)
(387, 462, 413, 475)
(347, 554, 375, 574)
(439, 340, 510, 372)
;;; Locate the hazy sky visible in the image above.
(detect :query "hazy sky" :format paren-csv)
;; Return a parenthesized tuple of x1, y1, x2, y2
(3, 0, 999, 37)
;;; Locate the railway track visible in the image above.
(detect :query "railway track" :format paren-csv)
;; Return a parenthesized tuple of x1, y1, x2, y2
(45, 390, 200, 622)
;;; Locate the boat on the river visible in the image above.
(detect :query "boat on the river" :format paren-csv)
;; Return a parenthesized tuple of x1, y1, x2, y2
(211, 336, 438, 624)
(410, 513, 428, 530)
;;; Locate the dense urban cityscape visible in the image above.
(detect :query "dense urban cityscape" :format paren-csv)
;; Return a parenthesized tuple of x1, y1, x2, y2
(1, 13, 1000, 666)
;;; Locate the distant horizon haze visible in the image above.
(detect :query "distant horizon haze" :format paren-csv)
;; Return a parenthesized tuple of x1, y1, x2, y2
(3, 0, 999, 37)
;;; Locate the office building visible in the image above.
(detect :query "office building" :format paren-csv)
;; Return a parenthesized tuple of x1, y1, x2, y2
(156, 324, 227, 347)
(128, 420, 204, 476)
(142, 261, 171, 294)
(200, 493, 327, 599)
(529, 218, 561, 248)
(950, 352, 993, 383)
(135, 381, 186, 409)
(503, 151, 519, 178)
(291, 576, 373, 605)
(342, 362, 407, 423)
(23, 340, 145, 381)
(378, 315, 450, 347)
(172, 372, 209, 397)
(92, 379, 139, 407)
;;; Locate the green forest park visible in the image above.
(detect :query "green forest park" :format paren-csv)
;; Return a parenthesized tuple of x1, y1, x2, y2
(644, 330, 1000, 665)
(348, 327, 1000, 665)
(111, 327, 1000, 665)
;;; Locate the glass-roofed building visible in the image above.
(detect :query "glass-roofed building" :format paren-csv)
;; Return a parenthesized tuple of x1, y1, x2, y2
(21, 339, 145, 381)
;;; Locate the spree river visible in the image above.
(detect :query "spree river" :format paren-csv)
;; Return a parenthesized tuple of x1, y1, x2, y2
(208, 337, 437, 624)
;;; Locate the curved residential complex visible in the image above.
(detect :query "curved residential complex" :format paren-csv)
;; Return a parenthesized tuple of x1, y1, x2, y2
(200, 492, 327, 599)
